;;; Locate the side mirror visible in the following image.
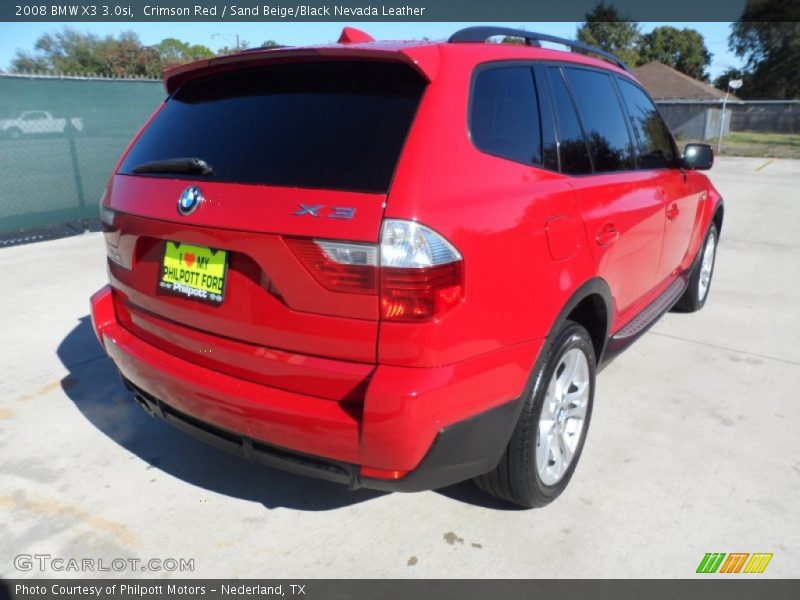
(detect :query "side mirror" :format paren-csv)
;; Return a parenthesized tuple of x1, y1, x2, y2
(683, 143, 714, 170)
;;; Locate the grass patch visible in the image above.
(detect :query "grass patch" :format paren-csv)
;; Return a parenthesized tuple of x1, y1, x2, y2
(725, 131, 800, 148)
(679, 131, 800, 159)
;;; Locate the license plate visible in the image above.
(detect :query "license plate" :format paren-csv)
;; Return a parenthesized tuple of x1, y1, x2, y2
(160, 241, 228, 304)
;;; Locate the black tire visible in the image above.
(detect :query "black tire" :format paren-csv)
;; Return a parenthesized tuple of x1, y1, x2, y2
(673, 222, 718, 313)
(474, 321, 596, 508)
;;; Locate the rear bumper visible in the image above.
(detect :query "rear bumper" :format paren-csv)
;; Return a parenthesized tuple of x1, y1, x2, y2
(91, 285, 541, 491)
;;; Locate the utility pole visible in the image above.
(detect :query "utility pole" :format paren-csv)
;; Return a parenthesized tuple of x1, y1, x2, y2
(718, 79, 743, 153)
(212, 33, 242, 53)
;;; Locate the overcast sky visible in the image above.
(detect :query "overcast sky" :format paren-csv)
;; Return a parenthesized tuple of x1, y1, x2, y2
(0, 21, 741, 79)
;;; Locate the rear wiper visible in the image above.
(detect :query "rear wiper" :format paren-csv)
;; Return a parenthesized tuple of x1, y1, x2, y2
(131, 157, 215, 176)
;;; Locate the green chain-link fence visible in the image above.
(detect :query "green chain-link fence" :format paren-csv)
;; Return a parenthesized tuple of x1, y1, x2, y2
(0, 73, 164, 235)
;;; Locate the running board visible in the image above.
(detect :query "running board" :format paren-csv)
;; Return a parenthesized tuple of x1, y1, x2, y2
(613, 277, 687, 340)
(599, 276, 687, 369)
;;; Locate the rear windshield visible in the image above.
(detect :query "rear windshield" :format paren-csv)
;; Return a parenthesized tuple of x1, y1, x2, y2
(118, 60, 426, 193)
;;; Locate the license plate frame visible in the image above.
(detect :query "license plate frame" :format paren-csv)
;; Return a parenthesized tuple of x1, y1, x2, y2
(159, 241, 228, 305)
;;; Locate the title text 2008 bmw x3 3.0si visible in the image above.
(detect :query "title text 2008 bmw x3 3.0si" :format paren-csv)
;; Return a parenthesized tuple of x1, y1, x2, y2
(90, 26, 722, 508)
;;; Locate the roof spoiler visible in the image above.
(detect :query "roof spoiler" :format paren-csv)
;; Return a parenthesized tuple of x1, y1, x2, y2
(163, 45, 437, 94)
(448, 26, 630, 72)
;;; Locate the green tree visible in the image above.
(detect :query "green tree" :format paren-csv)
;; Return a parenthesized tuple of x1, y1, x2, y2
(155, 38, 215, 68)
(11, 28, 160, 77)
(639, 26, 712, 81)
(10, 28, 225, 78)
(729, 0, 800, 98)
(99, 31, 161, 77)
(575, 2, 641, 67)
(12, 28, 106, 75)
(260, 40, 281, 48)
(8, 53, 49, 73)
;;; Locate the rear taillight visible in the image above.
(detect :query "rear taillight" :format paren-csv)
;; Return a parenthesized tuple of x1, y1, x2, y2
(99, 189, 117, 232)
(285, 238, 378, 294)
(378, 219, 463, 321)
(100, 206, 117, 232)
(286, 219, 463, 321)
(99, 199, 124, 266)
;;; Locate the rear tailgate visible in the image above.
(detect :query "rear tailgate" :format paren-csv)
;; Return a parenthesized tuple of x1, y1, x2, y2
(103, 59, 426, 399)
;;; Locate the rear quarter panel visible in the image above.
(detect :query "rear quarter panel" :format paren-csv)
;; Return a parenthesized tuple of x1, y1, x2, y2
(382, 48, 597, 368)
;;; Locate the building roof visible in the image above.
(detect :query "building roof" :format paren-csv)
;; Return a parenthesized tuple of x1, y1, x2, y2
(632, 61, 731, 101)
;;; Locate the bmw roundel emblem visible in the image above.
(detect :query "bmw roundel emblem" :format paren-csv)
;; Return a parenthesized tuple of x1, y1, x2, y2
(177, 186, 203, 216)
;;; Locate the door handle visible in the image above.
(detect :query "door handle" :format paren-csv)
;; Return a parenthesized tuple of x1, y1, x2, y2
(666, 203, 680, 221)
(595, 223, 620, 247)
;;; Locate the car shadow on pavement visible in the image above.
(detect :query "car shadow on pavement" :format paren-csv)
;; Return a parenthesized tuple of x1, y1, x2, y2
(58, 316, 522, 512)
(435, 482, 524, 510)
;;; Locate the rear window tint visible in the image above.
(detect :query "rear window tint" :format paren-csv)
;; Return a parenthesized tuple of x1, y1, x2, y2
(118, 61, 425, 193)
(563, 67, 636, 173)
(470, 66, 542, 165)
(546, 67, 592, 175)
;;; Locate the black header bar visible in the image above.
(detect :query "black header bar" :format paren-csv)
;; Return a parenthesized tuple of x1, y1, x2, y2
(3, 579, 800, 600)
(3, 0, 800, 23)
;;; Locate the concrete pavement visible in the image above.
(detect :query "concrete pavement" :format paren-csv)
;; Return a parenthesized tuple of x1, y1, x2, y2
(0, 157, 798, 578)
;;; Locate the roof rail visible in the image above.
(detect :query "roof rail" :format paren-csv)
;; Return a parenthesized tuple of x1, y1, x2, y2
(240, 44, 288, 53)
(448, 26, 630, 72)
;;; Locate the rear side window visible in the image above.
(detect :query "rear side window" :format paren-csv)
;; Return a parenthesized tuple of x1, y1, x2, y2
(118, 61, 425, 193)
(563, 67, 636, 173)
(470, 66, 542, 166)
(546, 67, 592, 175)
(617, 78, 677, 169)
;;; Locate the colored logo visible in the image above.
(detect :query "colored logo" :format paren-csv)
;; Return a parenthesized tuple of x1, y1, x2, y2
(696, 552, 773, 574)
(177, 186, 203, 216)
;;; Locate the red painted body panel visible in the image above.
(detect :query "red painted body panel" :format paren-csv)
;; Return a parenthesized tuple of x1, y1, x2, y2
(678, 173, 719, 272)
(105, 207, 380, 363)
(91, 37, 722, 478)
(109, 175, 386, 243)
(96, 287, 362, 463)
(382, 47, 597, 366)
(361, 339, 542, 470)
(656, 171, 705, 283)
(92, 285, 539, 470)
(568, 171, 667, 320)
(113, 296, 374, 402)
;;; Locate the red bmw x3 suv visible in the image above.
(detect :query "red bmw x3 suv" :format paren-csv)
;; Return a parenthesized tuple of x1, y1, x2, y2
(90, 26, 722, 507)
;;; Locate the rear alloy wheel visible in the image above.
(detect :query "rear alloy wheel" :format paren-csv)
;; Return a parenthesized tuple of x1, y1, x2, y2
(674, 222, 718, 313)
(536, 348, 590, 486)
(474, 321, 596, 508)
